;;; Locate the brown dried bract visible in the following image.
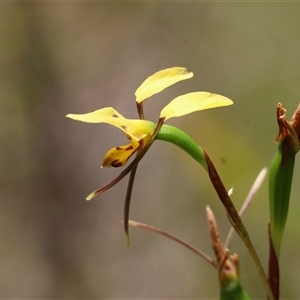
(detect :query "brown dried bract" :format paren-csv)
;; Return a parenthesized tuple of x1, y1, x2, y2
(290, 102, 300, 138)
(275, 103, 300, 168)
(206, 206, 239, 290)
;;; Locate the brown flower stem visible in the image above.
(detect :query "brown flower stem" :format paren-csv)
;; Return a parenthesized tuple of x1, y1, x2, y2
(203, 150, 274, 300)
(128, 220, 217, 268)
(123, 164, 139, 246)
(268, 222, 280, 300)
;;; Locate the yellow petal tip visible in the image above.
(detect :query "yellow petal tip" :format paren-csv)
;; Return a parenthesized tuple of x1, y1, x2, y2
(86, 193, 95, 201)
(135, 67, 194, 103)
(125, 233, 131, 247)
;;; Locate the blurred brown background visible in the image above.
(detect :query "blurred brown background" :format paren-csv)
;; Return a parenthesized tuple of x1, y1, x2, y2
(1, 2, 300, 299)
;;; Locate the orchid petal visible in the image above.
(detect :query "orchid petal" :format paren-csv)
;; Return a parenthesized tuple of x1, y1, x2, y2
(102, 139, 140, 168)
(135, 67, 193, 103)
(86, 139, 154, 200)
(67, 107, 125, 122)
(160, 92, 233, 120)
(67, 107, 155, 140)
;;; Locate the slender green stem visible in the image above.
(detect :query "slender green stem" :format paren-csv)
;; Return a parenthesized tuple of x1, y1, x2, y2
(268, 143, 295, 300)
(156, 124, 274, 300)
(269, 144, 295, 256)
(156, 124, 208, 170)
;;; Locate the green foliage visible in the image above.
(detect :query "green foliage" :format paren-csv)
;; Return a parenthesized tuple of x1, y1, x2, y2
(220, 281, 251, 300)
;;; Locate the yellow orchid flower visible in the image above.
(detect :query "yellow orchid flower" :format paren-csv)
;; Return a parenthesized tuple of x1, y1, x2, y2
(67, 107, 155, 168)
(67, 67, 233, 242)
(67, 67, 232, 194)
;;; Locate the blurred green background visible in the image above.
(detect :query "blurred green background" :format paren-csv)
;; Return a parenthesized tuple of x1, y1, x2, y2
(1, 2, 300, 299)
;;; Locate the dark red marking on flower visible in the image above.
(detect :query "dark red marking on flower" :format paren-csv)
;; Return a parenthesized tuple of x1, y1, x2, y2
(121, 125, 127, 131)
(139, 138, 145, 147)
(112, 114, 119, 118)
(116, 145, 133, 151)
(112, 160, 122, 167)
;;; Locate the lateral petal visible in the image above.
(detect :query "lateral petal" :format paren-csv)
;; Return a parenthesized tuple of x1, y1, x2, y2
(160, 92, 233, 120)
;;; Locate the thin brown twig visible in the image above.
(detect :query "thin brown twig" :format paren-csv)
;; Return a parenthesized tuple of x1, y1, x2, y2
(128, 220, 217, 268)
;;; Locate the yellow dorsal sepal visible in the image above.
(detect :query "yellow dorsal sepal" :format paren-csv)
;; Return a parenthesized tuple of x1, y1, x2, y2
(135, 67, 193, 103)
